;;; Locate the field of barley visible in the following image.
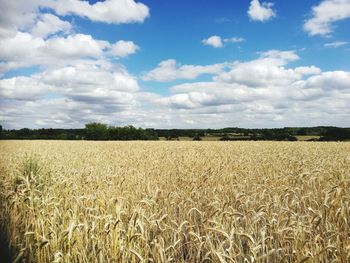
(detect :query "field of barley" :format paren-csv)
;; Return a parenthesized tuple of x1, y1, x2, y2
(0, 140, 349, 263)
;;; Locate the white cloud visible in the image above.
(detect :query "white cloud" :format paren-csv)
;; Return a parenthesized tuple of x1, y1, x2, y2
(223, 37, 245, 43)
(216, 50, 301, 87)
(44, 34, 109, 58)
(0, 32, 45, 62)
(0, 32, 84, 72)
(248, 0, 276, 22)
(0, 94, 168, 129)
(258, 50, 299, 62)
(165, 83, 276, 109)
(202, 35, 223, 48)
(1, 1, 349, 129)
(324, 41, 348, 48)
(42, 63, 140, 93)
(0, 62, 140, 102)
(0, 0, 150, 38)
(142, 59, 226, 82)
(152, 50, 350, 128)
(202, 35, 245, 48)
(304, 0, 350, 36)
(0, 0, 145, 78)
(0, 32, 138, 73)
(110, 40, 139, 57)
(161, 82, 266, 109)
(300, 71, 350, 90)
(31, 13, 72, 38)
(0, 0, 41, 37)
(0, 0, 152, 129)
(4, 49, 348, 129)
(294, 66, 322, 75)
(0, 76, 52, 100)
(47, 0, 150, 24)
(0, 62, 145, 129)
(0, 68, 163, 129)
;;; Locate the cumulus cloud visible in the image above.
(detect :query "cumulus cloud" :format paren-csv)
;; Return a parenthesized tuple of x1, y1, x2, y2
(160, 82, 266, 109)
(44, 34, 110, 58)
(2, 48, 349, 129)
(304, 0, 350, 36)
(0, 33, 94, 72)
(0, 0, 149, 37)
(202, 35, 245, 48)
(0, 94, 170, 129)
(202, 35, 223, 48)
(47, 0, 150, 24)
(0, 32, 139, 73)
(31, 13, 72, 38)
(0, 32, 44, 62)
(152, 50, 350, 128)
(0, 1, 143, 74)
(0, 0, 148, 128)
(142, 59, 226, 82)
(216, 50, 301, 87)
(0, 62, 140, 101)
(0, 0, 40, 37)
(1, 1, 349, 129)
(0, 76, 52, 100)
(294, 66, 322, 75)
(299, 71, 350, 90)
(324, 41, 348, 48)
(110, 40, 139, 57)
(248, 0, 276, 22)
(43, 64, 140, 94)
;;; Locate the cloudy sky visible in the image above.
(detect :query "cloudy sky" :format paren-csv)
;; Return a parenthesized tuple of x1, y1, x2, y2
(0, 0, 350, 129)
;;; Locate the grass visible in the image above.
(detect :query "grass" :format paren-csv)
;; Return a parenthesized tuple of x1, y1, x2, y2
(0, 140, 349, 262)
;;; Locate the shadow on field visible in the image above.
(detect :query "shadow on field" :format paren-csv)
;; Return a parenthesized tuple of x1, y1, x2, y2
(0, 229, 11, 263)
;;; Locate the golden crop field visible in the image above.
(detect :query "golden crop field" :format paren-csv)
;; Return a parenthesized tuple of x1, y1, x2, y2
(0, 141, 349, 263)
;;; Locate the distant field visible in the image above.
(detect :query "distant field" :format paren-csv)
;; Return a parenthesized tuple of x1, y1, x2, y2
(160, 135, 321, 141)
(0, 141, 349, 262)
(296, 135, 321, 141)
(160, 136, 222, 141)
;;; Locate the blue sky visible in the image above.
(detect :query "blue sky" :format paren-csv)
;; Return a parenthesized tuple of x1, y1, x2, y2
(0, 0, 350, 128)
(82, 0, 350, 70)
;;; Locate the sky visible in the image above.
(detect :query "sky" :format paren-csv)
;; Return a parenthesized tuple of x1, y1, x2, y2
(0, 0, 350, 129)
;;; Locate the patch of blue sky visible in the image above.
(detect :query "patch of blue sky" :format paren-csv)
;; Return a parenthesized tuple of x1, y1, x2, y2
(2, 66, 42, 79)
(43, 93, 65, 100)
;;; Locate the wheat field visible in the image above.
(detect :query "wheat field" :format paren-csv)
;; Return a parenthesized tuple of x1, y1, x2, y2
(0, 140, 349, 262)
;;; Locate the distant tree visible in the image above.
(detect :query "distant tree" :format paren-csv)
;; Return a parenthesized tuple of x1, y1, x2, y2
(197, 131, 205, 137)
(192, 134, 202, 141)
(220, 135, 231, 141)
(144, 129, 159, 140)
(18, 128, 32, 138)
(287, 136, 298, 141)
(319, 128, 350, 141)
(166, 135, 179, 141)
(297, 128, 307, 136)
(85, 123, 159, 141)
(85, 123, 108, 140)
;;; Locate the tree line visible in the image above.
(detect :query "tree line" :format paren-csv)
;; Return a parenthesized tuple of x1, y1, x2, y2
(0, 123, 349, 141)
(0, 123, 158, 141)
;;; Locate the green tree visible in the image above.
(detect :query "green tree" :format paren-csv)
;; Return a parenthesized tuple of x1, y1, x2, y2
(85, 123, 108, 140)
(192, 134, 202, 141)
